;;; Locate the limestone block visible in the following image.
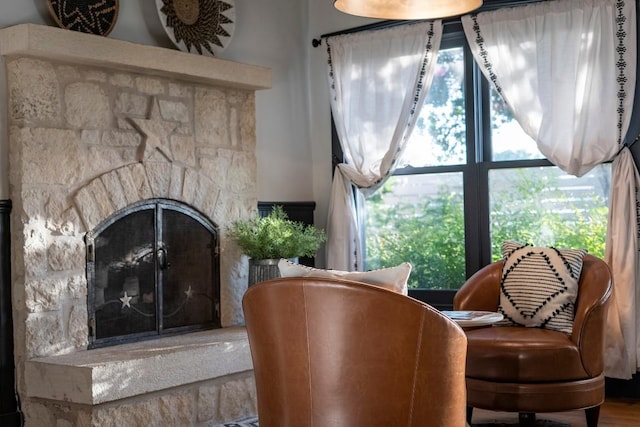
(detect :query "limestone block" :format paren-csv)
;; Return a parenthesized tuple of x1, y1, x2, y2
(159, 99, 190, 123)
(48, 238, 84, 271)
(23, 222, 48, 278)
(169, 165, 186, 200)
(195, 87, 229, 147)
(218, 377, 257, 422)
(93, 401, 159, 427)
(145, 162, 173, 198)
(168, 82, 193, 98)
(68, 304, 88, 348)
(26, 312, 63, 357)
(53, 207, 84, 236)
(130, 163, 154, 200)
(170, 134, 196, 167)
(115, 167, 142, 205)
(110, 73, 134, 88)
(200, 187, 220, 224)
(158, 391, 195, 426)
(67, 274, 88, 300)
(239, 97, 257, 150)
(201, 149, 233, 188)
(115, 92, 149, 116)
(74, 186, 105, 232)
(100, 170, 128, 211)
(85, 145, 135, 184)
(21, 188, 48, 221)
(101, 129, 141, 147)
(136, 76, 165, 95)
(21, 401, 56, 427)
(197, 384, 220, 423)
(19, 128, 84, 185)
(182, 169, 199, 206)
(76, 179, 115, 230)
(8, 58, 60, 122)
(65, 82, 111, 129)
(228, 152, 257, 193)
(85, 70, 107, 82)
(56, 65, 82, 81)
(25, 276, 63, 312)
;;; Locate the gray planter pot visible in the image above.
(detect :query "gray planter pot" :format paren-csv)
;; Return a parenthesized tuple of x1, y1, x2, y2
(248, 258, 298, 287)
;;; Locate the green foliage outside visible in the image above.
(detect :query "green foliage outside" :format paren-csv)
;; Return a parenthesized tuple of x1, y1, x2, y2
(365, 45, 608, 290)
(365, 170, 608, 290)
(366, 182, 466, 290)
(228, 206, 326, 260)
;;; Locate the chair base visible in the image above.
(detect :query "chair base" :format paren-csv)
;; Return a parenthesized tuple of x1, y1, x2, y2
(467, 407, 601, 427)
(465, 374, 604, 427)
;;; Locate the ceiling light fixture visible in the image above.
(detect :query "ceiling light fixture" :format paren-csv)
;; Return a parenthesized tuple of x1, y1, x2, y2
(334, 0, 483, 20)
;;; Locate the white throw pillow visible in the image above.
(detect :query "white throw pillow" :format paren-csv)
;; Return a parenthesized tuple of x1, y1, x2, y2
(497, 240, 587, 335)
(277, 259, 412, 295)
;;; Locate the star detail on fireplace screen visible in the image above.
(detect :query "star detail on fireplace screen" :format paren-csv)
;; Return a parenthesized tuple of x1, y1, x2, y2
(120, 292, 133, 308)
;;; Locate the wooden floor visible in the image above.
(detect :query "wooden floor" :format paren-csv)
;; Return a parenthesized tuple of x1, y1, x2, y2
(470, 398, 640, 426)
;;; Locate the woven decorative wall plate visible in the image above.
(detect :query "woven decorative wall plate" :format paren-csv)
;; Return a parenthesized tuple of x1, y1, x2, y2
(46, 0, 119, 36)
(156, 0, 235, 57)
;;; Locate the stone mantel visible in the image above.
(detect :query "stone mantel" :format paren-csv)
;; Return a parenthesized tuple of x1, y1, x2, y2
(25, 327, 252, 405)
(0, 23, 272, 91)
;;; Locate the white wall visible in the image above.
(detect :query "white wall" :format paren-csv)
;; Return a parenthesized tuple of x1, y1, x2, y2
(0, 0, 377, 266)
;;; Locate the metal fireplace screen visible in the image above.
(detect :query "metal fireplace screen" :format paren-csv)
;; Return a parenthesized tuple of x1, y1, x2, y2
(86, 199, 220, 348)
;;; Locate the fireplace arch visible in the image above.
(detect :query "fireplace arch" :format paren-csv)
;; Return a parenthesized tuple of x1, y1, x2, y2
(86, 198, 220, 348)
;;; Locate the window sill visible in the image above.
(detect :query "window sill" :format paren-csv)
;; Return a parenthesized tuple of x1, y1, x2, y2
(25, 327, 252, 405)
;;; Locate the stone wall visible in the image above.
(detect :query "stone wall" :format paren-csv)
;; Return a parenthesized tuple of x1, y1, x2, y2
(4, 24, 271, 426)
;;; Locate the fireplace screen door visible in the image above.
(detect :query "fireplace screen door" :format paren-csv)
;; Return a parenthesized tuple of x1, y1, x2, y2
(86, 199, 220, 348)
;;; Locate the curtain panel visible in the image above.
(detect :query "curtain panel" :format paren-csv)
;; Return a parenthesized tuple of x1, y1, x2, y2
(325, 21, 443, 270)
(462, 0, 638, 378)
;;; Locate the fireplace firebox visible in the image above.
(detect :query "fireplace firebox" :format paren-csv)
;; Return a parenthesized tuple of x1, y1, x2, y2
(86, 199, 220, 348)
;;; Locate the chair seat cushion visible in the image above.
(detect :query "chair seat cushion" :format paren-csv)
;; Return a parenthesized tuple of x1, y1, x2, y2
(465, 326, 589, 382)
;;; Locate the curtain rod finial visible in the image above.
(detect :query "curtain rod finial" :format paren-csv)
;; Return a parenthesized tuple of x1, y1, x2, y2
(312, 38, 322, 48)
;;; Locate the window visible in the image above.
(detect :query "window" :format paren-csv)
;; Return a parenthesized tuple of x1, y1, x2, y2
(360, 22, 610, 309)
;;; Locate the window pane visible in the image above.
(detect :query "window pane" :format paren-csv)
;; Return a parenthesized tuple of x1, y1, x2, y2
(490, 87, 543, 161)
(489, 164, 610, 260)
(400, 46, 466, 167)
(365, 173, 466, 290)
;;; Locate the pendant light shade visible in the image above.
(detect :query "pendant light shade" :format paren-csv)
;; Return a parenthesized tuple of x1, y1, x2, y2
(334, 0, 483, 20)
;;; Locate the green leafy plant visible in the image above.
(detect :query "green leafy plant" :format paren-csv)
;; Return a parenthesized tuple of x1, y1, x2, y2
(228, 206, 326, 260)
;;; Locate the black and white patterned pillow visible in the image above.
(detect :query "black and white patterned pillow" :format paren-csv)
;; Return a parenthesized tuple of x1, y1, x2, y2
(496, 240, 587, 335)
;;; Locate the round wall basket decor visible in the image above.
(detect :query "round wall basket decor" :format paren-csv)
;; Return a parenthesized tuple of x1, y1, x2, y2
(156, 0, 235, 57)
(46, 0, 119, 36)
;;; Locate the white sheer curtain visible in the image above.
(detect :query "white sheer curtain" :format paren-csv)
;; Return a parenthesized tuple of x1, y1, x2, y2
(325, 21, 443, 270)
(462, 0, 638, 379)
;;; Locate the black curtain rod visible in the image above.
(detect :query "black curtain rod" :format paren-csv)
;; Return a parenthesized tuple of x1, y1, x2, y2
(311, 0, 545, 47)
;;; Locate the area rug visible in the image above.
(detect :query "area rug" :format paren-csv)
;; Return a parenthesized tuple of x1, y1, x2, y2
(213, 417, 569, 427)
(473, 422, 569, 427)
(213, 417, 258, 427)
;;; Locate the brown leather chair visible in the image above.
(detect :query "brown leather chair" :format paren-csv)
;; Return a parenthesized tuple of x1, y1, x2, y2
(243, 276, 468, 427)
(453, 254, 612, 427)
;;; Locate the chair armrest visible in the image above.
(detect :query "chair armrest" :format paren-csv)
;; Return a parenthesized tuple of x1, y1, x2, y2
(571, 255, 612, 376)
(453, 261, 503, 311)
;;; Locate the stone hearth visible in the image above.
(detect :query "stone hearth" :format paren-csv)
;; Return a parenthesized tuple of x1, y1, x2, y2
(2, 24, 271, 426)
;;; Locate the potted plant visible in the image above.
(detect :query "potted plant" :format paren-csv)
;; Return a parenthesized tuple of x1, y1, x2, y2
(228, 205, 326, 286)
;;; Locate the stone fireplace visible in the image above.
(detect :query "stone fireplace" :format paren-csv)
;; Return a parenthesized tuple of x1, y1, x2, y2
(2, 23, 271, 426)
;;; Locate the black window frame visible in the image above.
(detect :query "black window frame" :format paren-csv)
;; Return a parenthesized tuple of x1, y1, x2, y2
(328, 0, 572, 310)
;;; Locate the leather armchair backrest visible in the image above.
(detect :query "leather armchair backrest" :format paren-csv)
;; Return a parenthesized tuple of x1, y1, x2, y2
(243, 277, 468, 427)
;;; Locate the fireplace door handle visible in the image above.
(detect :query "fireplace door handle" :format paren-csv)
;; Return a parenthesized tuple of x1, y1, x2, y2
(157, 248, 170, 270)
